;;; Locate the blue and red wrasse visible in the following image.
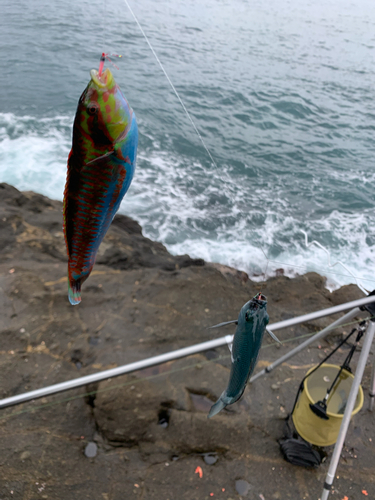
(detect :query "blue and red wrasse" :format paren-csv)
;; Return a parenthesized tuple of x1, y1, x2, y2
(63, 64, 138, 305)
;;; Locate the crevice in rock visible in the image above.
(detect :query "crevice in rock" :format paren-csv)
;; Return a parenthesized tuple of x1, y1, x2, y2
(157, 400, 176, 427)
(157, 407, 170, 428)
(84, 382, 99, 409)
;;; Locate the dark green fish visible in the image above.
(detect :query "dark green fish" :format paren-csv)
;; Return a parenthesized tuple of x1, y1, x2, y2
(208, 293, 272, 418)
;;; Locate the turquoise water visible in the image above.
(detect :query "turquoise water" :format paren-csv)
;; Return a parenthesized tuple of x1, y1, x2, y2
(1, 0, 375, 289)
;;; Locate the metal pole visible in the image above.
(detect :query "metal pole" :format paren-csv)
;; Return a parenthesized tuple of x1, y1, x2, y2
(0, 335, 230, 409)
(320, 320, 375, 500)
(215, 296, 375, 331)
(250, 308, 360, 382)
(1, 296, 374, 410)
(369, 360, 375, 411)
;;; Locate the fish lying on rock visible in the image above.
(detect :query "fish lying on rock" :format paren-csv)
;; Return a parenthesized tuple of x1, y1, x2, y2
(208, 293, 278, 418)
(63, 63, 138, 305)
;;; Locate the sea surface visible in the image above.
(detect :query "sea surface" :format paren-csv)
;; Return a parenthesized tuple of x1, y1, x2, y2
(1, 0, 375, 291)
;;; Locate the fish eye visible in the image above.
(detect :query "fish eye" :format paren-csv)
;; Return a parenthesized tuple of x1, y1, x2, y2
(245, 311, 252, 321)
(87, 103, 99, 115)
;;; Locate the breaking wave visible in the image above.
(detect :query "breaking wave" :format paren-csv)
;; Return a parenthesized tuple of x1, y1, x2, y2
(2, 111, 373, 292)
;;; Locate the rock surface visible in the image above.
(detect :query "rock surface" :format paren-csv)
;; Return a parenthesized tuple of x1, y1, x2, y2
(0, 183, 374, 499)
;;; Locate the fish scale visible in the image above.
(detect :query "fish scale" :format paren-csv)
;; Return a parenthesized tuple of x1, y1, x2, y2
(65, 160, 128, 286)
(208, 294, 269, 418)
(63, 67, 138, 305)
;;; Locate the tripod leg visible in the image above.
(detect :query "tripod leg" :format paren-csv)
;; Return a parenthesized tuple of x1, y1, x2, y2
(369, 360, 375, 411)
(321, 320, 375, 500)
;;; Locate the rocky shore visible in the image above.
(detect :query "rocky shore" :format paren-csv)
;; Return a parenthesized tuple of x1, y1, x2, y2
(0, 183, 374, 499)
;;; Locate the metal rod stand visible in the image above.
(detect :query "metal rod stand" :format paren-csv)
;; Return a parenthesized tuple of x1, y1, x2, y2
(250, 307, 360, 383)
(321, 320, 375, 500)
(369, 360, 375, 412)
(0, 296, 374, 410)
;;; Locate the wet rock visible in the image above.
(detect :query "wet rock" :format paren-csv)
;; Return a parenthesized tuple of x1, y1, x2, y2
(202, 453, 218, 465)
(88, 336, 100, 346)
(204, 349, 219, 360)
(209, 262, 249, 283)
(189, 392, 214, 412)
(20, 451, 31, 461)
(174, 254, 205, 269)
(330, 284, 364, 306)
(0, 182, 206, 274)
(112, 214, 143, 235)
(93, 355, 252, 453)
(235, 479, 251, 496)
(84, 442, 98, 458)
(0, 183, 372, 500)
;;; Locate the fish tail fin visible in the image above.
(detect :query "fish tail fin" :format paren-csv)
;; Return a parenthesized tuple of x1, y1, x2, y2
(208, 398, 227, 419)
(68, 278, 82, 306)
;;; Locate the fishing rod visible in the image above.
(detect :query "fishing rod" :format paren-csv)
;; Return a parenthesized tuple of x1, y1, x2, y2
(1, 295, 374, 410)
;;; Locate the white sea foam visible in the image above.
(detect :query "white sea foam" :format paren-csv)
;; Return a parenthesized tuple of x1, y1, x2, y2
(123, 147, 375, 292)
(1, 112, 374, 293)
(0, 113, 71, 200)
(168, 219, 375, 292)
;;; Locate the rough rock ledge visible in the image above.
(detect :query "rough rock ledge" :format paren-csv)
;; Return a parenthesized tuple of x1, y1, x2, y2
(0, 183, 374, 500)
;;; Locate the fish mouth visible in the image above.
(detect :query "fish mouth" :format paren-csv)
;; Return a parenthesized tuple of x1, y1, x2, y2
(247, 293, 267, 314)
(253, 293, 267, 303)
(90, 68, 113, 89)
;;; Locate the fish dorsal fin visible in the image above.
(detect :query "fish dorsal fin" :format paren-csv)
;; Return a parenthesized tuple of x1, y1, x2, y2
(266, 328, 281, 344)
(208, 320, 238, 329)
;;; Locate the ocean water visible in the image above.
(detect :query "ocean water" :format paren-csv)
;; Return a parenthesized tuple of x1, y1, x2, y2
(1, 0, 375, 290)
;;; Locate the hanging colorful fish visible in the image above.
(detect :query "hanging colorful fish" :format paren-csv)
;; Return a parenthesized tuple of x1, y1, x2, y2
(63, 55, 138, 305)
(208, 293, 276, 418)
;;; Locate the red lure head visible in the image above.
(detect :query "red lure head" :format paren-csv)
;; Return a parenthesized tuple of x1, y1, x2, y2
(98, 52, 122, 77)
(98, 53, 106, 77)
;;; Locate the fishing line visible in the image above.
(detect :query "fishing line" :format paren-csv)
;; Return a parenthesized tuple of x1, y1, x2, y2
(258, 252, 270, 293)
(100, 53, 123, 74)
(256, 258, 375, 284)
(258, 239, 374, 293)
(301, 230, 368, 294)
(122, 0, 219, 172)
(1, 315, 371, 422)
(0, 354, 229, 422)
(120, 0, 372, 296)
